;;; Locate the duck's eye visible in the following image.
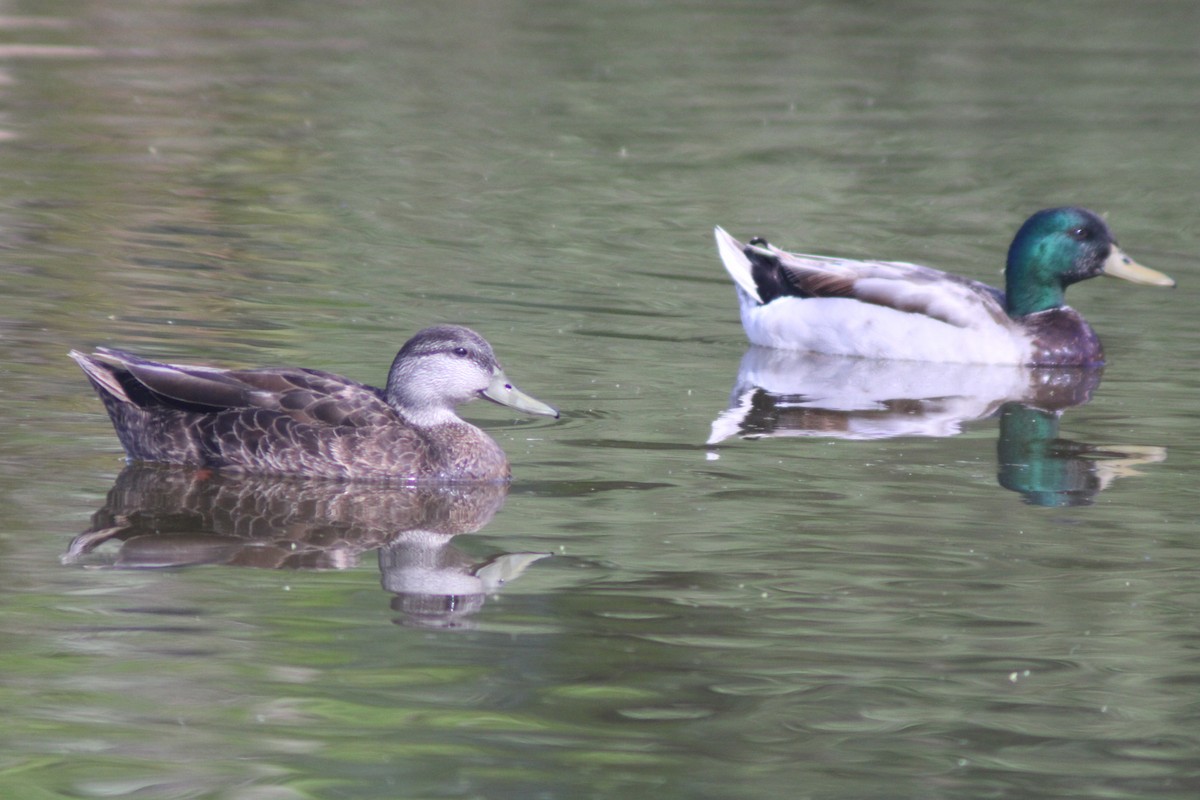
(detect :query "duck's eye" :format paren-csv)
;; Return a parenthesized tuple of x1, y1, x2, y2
(452, 347, 470, 358)
(1068, 227, 1088, 240)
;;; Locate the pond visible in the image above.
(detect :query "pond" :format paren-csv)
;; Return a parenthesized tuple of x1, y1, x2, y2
(2, 1, 1199, 798)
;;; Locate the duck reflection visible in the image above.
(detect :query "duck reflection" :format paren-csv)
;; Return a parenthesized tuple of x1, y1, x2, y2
(65, 466, 549, 628)
(708, 348, 1164, 506)
(996, 402, 1165, 507)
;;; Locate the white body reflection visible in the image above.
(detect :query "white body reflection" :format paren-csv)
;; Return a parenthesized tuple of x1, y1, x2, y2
(709, 347, 1102, 443)
(708, 348, 1165, 507)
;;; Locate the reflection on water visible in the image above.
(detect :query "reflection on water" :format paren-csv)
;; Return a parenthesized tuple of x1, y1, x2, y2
(997, 402, 1167, 508)
(709, 348, 1165, 505)
(65, 466, 548, 628)
(708, 347, 1105, 441)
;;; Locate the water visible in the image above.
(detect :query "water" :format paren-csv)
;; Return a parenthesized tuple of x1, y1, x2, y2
(2, 1, 1199, 797)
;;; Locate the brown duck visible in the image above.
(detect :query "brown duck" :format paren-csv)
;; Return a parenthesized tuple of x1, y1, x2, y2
(70, 325, 559, 482)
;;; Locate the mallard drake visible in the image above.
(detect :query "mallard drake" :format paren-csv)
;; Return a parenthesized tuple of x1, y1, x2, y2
(70, 325, 559, 482)
(715, 207, 1174, 365)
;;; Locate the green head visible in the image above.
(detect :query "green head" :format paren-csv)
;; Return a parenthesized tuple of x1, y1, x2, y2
(1004, 207, 1173, 317)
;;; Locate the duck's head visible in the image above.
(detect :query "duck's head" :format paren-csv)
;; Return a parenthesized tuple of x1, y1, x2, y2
(386, 325, 559, 426)
(1004, 207, 1174, 317)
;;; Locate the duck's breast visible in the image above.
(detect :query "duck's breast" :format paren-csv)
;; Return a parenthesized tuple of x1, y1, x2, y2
(1020, 307, 1104, 366)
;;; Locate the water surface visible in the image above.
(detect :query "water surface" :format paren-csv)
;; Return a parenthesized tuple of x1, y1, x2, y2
(2, 1, 1199, 798)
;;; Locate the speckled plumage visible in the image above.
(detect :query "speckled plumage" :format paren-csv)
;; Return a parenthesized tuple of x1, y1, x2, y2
(715, 207, 1174, 366)
(70, 325, 559, 482)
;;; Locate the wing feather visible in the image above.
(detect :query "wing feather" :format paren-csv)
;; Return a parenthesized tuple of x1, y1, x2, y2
(756, 243, 1009, 329)
(80, 351, 397, 429)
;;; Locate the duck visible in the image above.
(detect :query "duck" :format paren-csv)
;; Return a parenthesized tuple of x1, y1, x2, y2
(70, 325, 559, 482)
(715, 207, 1174, 365)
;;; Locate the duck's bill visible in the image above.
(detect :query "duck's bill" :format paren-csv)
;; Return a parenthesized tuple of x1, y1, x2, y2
(1104, 246, 1175, 287)
(482, 371, 560, 418)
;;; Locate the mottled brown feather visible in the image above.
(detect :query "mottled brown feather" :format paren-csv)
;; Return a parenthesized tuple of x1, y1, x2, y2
(69, 338, 521, 483)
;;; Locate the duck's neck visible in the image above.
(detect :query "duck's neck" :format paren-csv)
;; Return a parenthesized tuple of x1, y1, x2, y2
(1004, 276, 1065, 317)
(1004, 231, 1071, 317)
(397, 404, 465, 430)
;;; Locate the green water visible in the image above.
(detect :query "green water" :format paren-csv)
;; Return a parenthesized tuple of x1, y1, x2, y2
(2, 1, 1199, 798)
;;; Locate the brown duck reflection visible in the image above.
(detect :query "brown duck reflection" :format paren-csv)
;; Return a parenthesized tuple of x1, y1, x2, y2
(66, 466, 549, 628)
(709, 348, 1165, 506)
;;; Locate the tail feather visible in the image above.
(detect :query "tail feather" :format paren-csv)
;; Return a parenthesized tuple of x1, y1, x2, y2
(71, 348, 258, 410)
(714, 227, 763, 303)
(69, 350, 132, 404)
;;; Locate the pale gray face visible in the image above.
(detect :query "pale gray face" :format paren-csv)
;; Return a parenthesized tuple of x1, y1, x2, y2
(386, 325, 558, 423)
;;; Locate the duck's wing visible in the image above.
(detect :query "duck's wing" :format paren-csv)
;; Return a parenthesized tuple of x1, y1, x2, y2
(225, 366, 396, 428)
(715, 227, 1009, 330)
(76, 348, 397, 429)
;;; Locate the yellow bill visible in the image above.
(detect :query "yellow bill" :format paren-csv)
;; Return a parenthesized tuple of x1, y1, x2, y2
(1104, 246, 1175, 287)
